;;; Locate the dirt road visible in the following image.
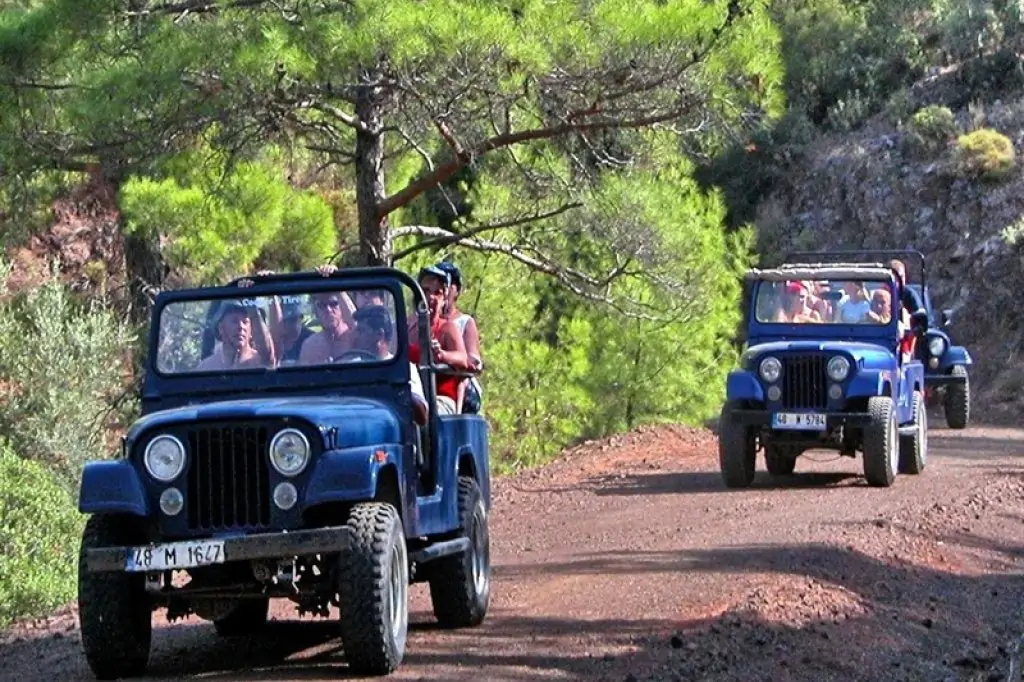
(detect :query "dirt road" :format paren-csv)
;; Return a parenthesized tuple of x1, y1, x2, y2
(2, 417, 1023, 682)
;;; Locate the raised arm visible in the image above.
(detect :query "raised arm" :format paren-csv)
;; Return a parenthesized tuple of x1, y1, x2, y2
(434, 319, 470, 371)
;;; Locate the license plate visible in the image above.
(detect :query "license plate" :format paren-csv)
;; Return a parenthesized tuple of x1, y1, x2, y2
(772, 412, 827, 431)
(125, 539, 226, 572)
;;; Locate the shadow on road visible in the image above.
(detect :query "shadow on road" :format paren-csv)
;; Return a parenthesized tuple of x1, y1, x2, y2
(585, 470, 862, 497)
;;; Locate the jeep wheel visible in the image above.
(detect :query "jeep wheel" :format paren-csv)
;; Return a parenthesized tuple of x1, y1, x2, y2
(944, 365, 970, 429)
(338, 502, 409, 675)
(77, 515, 152, 680)
(718, 401, 755, 488)
(899, 390, 927, 475)
(213, 598, 270, 636)
(764, 446, 796, 476)
(428, 477, 491, 628)
(862, 396, 898, 487)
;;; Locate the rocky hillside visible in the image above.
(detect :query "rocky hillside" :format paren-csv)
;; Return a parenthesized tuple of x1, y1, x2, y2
(753, 66, 1024, 424)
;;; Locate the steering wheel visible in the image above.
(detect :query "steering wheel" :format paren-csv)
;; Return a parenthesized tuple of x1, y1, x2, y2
(332, 349, 380, 363)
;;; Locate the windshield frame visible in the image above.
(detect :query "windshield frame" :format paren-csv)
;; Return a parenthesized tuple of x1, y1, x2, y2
(143, 269, 430, 397)
(745, 264, 902, 340)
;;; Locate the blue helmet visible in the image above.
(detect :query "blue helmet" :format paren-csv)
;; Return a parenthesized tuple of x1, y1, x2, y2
(434, 261, 462, 289)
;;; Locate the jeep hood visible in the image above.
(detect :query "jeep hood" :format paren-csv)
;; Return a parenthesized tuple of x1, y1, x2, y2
(124, 396, 402, 449)
(745, 340, 895, 368)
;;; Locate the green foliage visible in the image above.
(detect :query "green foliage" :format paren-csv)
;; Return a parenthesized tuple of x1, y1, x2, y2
(952, 127, 1017, 180)
(119, 147, 337, 284)
(0, 441, 84, 628)
(905, 104, 959, 156)
(0, 258, 136, 487)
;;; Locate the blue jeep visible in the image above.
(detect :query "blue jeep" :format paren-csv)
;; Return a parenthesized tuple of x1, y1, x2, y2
(74, 267, 491, 679)
(719, 262, 929, 488)
(904, 283, 972, 429)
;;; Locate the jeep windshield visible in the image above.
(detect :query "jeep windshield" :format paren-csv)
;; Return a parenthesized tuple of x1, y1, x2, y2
(155, 285, 401, 375)
(754, 278, 895, 326)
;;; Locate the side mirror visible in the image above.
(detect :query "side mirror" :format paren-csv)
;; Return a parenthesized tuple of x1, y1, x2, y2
(940, 308, 953, 327)
(910, 309, 929, 334)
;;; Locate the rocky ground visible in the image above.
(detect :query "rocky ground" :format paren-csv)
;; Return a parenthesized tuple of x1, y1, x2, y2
(1, 413, 1023, 682)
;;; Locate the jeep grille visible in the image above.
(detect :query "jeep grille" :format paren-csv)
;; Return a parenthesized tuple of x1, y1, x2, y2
(185, 424, 272, 531)
(781, 355, 828, 410)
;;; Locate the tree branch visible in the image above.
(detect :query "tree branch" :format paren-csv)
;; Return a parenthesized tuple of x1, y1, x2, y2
(124, 0, 272, 17)
(390, 202, 584, 259)
(377, 109, 683, 219)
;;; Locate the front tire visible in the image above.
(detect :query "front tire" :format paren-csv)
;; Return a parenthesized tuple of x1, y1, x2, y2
(863, 396, 898, 487)
(428, 477, 491, 628)
(944, 365, 970, 429)
(899, 389, 927, 474)
(718, 401, 756, 488)
(338, 502, 409, 676)
(77, 515, 152, 680)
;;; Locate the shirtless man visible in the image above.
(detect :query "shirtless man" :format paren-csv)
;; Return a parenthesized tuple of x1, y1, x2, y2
(297, 290, 354, 364)
(195, 300, 275, 371)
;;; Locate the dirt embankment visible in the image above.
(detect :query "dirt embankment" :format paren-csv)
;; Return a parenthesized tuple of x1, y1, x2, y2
(1, 420, 1023, 682)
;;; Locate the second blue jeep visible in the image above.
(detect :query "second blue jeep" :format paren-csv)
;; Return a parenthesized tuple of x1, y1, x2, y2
(904, 283, 972, 429)
(719, 262, 929, 488)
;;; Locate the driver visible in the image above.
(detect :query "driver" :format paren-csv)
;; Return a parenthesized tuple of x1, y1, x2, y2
(297, 291, 355, 364)
(195, 300, 276, 371)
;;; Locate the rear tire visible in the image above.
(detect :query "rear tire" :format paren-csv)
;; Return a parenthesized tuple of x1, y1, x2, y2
(764, 446, 796, 476)
(863, 396, 898, 487)
(718, 401, 755, 488)
(944, 365, 969, 429)
(78, 515, 152, 680)
(428, 477, 491, 627)
(214, 598, 270, 636)
(338, 502, 409, 675)
(899, 390, 927, 474)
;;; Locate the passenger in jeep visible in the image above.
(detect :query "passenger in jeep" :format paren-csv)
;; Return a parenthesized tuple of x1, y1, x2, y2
(349, 304, 429, 424)
(866, 288, 893, 324)
(409, 265, 470, 415)
(195, 300, 276, 371)
(774, 281, 822, 323)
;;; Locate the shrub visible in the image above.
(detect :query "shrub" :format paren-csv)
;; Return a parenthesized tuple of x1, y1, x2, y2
(952, 127, 1017, 180)
(0, 442, 84, 628)
(0, 258, 137, 488)
(905, 105, 959, 155)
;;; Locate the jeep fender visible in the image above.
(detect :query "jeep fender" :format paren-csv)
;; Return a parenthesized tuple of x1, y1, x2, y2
(940, 346, 973, 371)
(726, 370, 765, 402)
(846, 370, 894, 399)
(78, 460, 149, 517)
(303, 444, 404, 510)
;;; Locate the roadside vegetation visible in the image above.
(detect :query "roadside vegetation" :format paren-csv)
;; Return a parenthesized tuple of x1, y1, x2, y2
(0, 0, 1019, 627)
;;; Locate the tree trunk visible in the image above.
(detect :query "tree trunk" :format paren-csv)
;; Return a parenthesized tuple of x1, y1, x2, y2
(353, 79, 390, 267)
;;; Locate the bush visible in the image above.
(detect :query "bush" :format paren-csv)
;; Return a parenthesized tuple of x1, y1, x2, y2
(952, 127, 1017, 180)
(905, 105, 959, 155)
(0, 258, 136, 488)
(0, 442, 84, 628)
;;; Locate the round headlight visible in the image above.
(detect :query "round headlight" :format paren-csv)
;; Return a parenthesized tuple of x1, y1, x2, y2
(269, 428, 310, 476)
(759, 356, 782, 383)
(928, 336, 946, 358)
(827, 356, 851, 382)
(144, 435, 186, 482)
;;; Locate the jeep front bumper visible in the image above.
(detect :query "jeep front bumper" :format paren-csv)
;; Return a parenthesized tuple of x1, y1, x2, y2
(730, 410, 874, 429)
(923, 372, 967, 387)
(82, 526, 354, 573)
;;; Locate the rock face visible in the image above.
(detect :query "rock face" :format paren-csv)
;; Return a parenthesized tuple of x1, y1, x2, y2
(755, 100, 1024, 422)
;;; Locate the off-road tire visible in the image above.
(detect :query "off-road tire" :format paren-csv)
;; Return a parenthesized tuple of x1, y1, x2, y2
(944, 365, 970, 429)
(428, 477, 491, 628)
(338, 502, 409, 675)
(863, 396, 898, 487)
(77, 514, 152, 680)
(718, 401, 755, 488)
(899, 389, 927, 474)
(213, 598, 270, 636)
(764, 446, 796, 476)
